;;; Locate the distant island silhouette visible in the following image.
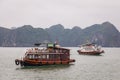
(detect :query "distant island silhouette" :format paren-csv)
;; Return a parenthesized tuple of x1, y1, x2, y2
(0, 21, 120, 47)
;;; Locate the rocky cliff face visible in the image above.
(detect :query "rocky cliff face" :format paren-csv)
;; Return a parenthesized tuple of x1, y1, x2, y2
(0, 27, 10, 46)
(46, 22, 120, 47)
(0, 25, 51, 47)
(90, 22, 120, 47)
(0, 21, 120, 47)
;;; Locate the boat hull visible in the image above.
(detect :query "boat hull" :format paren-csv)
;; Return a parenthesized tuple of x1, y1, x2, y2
(77, 50, 104, 55)
(15, 59, 75, 66)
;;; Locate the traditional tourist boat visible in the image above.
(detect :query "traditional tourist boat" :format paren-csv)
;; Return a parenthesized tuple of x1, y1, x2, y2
(15, 43, 75, 66)
(77, 42, 104, 55)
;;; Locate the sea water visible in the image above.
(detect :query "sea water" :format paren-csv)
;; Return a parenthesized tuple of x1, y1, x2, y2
(0, 47, 120, 80)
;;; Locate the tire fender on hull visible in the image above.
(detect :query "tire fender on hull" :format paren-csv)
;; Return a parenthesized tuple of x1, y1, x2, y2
(15, 59, 19, 65)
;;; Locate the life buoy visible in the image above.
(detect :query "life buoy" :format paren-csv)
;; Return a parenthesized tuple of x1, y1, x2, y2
(15, 59, 19, 65)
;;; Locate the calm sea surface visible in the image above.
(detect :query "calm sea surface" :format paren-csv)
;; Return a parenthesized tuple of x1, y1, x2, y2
(0, 47, 120, 80)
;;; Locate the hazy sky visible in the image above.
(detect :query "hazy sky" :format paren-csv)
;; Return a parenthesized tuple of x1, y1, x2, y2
(0, 0, 120, 31)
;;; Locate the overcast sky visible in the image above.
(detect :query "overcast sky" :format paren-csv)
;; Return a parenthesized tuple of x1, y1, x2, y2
(0, 0, 120, 31)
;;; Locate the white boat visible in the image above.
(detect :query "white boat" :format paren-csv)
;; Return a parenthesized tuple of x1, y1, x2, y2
(77, 43, 104, 55)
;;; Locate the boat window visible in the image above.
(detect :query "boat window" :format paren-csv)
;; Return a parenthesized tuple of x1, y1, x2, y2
(49, 54, 54, 60)
(60, 54, 67, 60)
(63, 50, 67, 53)
(35, 54, 38, 59)
(26, 54, 29, 58)
(59, 50, 62, 53)
(32, 55, 35, 59)
(42, 55, 46, 59)
(28, 54, 36, 59)
(38, 55, 41, 59)
(54, 54, 60, 60)
(48, 54, 60, 60)
(46, 55, 49, 59)
(55, 50, 58, 53)
(29, 54, 32, 59)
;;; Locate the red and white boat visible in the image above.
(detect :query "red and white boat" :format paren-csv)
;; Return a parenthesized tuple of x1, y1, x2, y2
(77, 43, 104, 55)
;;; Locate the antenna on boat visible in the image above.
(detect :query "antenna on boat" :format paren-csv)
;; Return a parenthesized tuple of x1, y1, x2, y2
(54, 40, 58, 45)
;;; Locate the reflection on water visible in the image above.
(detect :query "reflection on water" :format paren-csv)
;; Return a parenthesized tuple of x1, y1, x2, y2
(0, 47, 120, 80)
(17, 64, 71, 70)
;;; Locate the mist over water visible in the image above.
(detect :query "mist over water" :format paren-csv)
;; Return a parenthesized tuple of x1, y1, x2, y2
(0, 47, 120, 80)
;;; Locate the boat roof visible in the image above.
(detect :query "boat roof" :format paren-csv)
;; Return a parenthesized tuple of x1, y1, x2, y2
(26, 52, 65, 55)
(53, 47, 70, 50)
(81, 43, 96, 46)
(34, 43, 70, 50)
